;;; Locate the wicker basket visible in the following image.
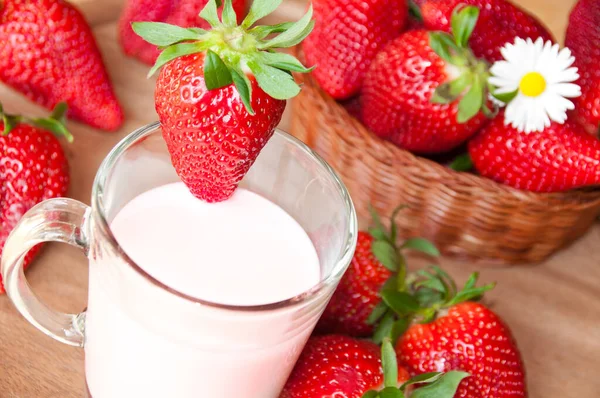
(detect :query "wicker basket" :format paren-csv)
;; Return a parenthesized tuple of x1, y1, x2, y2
(290, 50, 600, 265)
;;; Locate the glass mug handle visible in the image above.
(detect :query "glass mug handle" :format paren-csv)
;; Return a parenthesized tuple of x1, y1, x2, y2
(1, 197, 90, 347)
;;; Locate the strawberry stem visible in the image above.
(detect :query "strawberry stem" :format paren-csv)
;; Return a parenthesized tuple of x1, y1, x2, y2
(361, 338, 470, 398)
(0, 102, 73, 142)
(367, 205, 441, 344)
(133, 0, 314, 114)
(428, 5, 495, 124)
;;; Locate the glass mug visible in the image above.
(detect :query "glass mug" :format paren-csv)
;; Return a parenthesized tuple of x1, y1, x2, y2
(1, 123, 358, 398)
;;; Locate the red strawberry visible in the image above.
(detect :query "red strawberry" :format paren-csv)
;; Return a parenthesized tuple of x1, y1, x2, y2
(134, 0, 314, 202)
(316, 231, 393, 336)
(468, 113, 600, 192)
(282, 336, 470, 398)
(397, 302, 526, 398)
(362, 7, 491, 154)
(0, 0, 124, 131)
(0, 104, 70, 293)
(565, 0, 600, 134)
(421, 0, 553, 63)
(119, 0, 246, 65)
(281, 335, 409, 397)
(316, 209, 440, 338)
(302, 0, 408, 99)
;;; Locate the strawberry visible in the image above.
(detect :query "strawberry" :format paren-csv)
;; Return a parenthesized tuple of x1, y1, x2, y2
(421, 0, 553, 63)
(0, 103, 71, 293)
(316, 231, 393, 336)
(361, 6, 492, 154)
(316, 208, 440, 339)
(371, 264, 524, 397)
(468, 113, 600, 192)
(302, 0, 408, 99)
(282, 336, 469, 398)
(0, 0, 124, 131)
(134, 0, 314, 202)
(119, 0, 246, 65)
(397, 302, 526, 397)
(565, 0, 600, 134)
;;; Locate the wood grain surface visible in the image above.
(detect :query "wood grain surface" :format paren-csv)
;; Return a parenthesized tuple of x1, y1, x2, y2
(1, 0, 598, 397)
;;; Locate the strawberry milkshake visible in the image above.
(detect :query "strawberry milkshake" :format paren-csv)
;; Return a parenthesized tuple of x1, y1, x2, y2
(84, 182, 322, 397)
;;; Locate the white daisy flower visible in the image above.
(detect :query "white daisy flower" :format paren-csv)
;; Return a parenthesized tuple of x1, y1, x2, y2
(489, 37, 582, 133)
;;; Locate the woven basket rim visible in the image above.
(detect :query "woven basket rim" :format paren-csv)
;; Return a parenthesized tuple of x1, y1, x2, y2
(293, 46, 600, 208)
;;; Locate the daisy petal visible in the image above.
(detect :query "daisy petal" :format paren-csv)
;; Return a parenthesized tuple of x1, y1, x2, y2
(551, 83, 582, 98)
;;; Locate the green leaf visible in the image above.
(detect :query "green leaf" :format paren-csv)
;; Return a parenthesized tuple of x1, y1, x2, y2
(382, 339, 398, 388)
(429, 32, 458, 64)
(248, 61, 300, 99)
(463, 272, 479, 290)
(362, 391, 379, 398)
(410, 371, 470, 398)
(380, 387, 404, 398)
(373, 312, 395, 344)
(149, 42, 205, 77)
(230, 67, 254, 115)
(448, 283, 496, 306)
(492, 88, 518, 104)
(367, 301, 389, 325)
(390, 205, 407, 243)
(451, 5, 480, 48)
(30, 117, 74, 143)
(2, 114, 18, 135)
(50, 102, 68, 123)
(457, 75, 483, 123)
(369, 227, 389, 242)
(430, 266, 456, 295)
(222, 0, 237, 27)
(449, 153, 473, 171)
(400, 372, 443, 391)
(402, 238, 440, 257)
(199, 0, 221, 28)
(381, 290, 421, 316)
(381, 275, 399, 292)
(415, 276, 447, 294)
(132, 22, 204, 46)
(242, 0, 283, 28)
(481, 103, 498, 119)
(431, 83, 455, 104)
(204, 50, 234, 90)
(449, 73, 473, 97)
(251, 22, 295, 39)
(189, 27, 209, 35)
(369, 204, 386, 231)
(260, 51, 314, 73)
(372, 241, 399, 272)
(409, 0, 423, 22)
(414, 287, 444, 308)
(390, 318, 410, 345)
(259, 6, 314, 49)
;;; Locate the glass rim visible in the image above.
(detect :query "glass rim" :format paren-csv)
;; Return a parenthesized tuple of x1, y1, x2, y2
(91, 122, 358, 312)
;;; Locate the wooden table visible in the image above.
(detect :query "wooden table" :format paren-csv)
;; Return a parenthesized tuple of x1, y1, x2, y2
(0, 0, 598, 396)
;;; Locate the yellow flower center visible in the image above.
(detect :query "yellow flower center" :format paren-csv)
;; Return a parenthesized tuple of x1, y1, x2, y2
(519, 72, 547, 97)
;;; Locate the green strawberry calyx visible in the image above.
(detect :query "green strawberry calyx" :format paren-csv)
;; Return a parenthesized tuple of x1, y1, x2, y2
(406, 266, 496, 323)
(362, 339, 470, 398)
(0, 102, 73, 142)
(132, 0, 314, 115)
(429, 5, 495, 122)
(366, 205, 441, 344)
(366, 205, 495, 344)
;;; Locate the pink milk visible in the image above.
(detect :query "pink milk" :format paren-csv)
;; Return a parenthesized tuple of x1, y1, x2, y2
(84, 182, 320, 398)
